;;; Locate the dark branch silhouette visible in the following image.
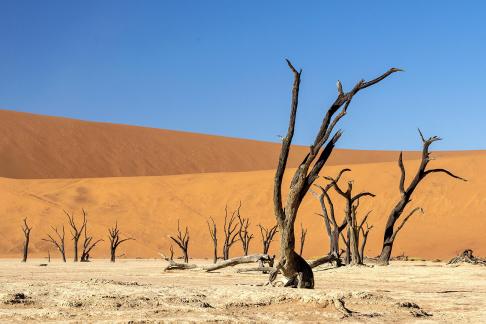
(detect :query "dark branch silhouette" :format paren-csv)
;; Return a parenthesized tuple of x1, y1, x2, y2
(378, 131, 466, 264)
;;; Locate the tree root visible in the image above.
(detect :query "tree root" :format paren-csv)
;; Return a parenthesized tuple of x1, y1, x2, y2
(447, 249, 486, 266)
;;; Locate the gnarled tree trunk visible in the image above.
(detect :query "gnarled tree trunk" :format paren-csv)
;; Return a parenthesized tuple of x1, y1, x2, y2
(272, 60, 400, 287)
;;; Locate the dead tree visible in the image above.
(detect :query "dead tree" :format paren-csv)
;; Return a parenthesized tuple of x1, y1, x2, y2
(238, 213, 254, 256)
(272, 59, 400, 288)
(448, 249, 486, 266)
(207, 217, 218, 263)
(358, 223, 372, 262)
(80, 223, 103, 262)
(65, 209, 87, 262)
(21, 218, 32, 262)
(299, 223, 307, 256)
(222, 203, 240, 260)
(358, 217, 373, 262)
(169, 219, 190, 263)
(164, 253, 272, 272)
(258, 224, 278, 254)
(43, 225, 66, 262)
(378, 131, 467, 264)
(341, 230, 351, 265)
(311, 168, 350, 263)
(326, 173, 375, 265)
(108, 221, 134, 262)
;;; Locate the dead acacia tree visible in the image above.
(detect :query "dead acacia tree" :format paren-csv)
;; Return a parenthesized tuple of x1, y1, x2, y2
(238, 213, 254, 256)
(108, 221, 134, 262)
(258, 224, 278, 255)
(311, 168, 350, 263)
(378, 131, 467, 264)
(21, 218, 32, 262)
(43, 225, 66, 262)
(359, 219, 373, 262)
(222, 203, 240, 260)
(299, 223, 307, 256)
(326, 173, 375, 265)
(272, 59, 400, 288)
(169, 219, 190, 263)
(80, 223, 103, 262)
(207, 217, 218, 263)
(65, 209, 87, 262)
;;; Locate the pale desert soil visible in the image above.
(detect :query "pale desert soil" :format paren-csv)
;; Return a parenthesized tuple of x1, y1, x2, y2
(1, 259, 485, 323)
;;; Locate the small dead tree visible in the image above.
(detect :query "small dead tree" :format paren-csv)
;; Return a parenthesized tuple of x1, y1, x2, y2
(222, 203, 240, 260)
(65, 209, 87, 262)
(169, 219, 190, 263)
(43, 225, 66, 262)
(258, 224, 278, 254)
(80, 223, 103, 262)
(359, 221, 373, 262)
(207, 217, 218, 263)
(326, 173, 375, 265)
(311, 168, 350, 261)
(299, 223, 307, 256)
(108, 221, 134, 262)
(21, 218, 32, 262)
(272, 59, 400, 288)
(378, 130, 467, 264)
(238, 213, 254, 256)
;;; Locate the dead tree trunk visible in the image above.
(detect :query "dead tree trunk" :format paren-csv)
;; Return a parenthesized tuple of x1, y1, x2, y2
(108, 221, 134, 262)
(207, 217, 218, 263)
(299, 223, 307, 256)
(258, 224, 278, 255)
(169, 219, 190, 263)
(222, 203, 240, 260)
(311, 168, 350, 263)
(80, 223, 103, 262)
(21, 218, 32, 262)
(272, 59, 400, 288)
(65, 209, 87, 262)
(238, 211, 254, 256)
(326, 173, 375, 265)
(359, 221, 373, 262)
(341, 230, 351, 265)
(378, 130, 467, 265)
(43, 225, 66, 262)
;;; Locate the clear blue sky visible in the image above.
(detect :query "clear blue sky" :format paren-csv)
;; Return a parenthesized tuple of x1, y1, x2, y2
(1, 1, 485, 150)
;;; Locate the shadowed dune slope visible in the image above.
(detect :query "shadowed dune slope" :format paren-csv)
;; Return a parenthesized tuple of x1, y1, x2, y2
(1, 152, 484, 260)
(0, 109, 478, 179)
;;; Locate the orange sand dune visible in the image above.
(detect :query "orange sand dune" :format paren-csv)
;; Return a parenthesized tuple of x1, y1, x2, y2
(1, 152, 484, 260)
(0, 109, 477, 179)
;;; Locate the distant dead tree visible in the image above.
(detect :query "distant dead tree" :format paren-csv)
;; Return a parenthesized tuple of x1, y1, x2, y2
(207, 217, 218, 263)
(108, 221, 134, 262)
(258, 224, 278, 255)
(65, 209, 87, 262)
(222, 203, 240, 260)
(169, 219, 190, 263)
(311, 168, 350, 263)
(359, 220, 373, 262)
(378, 130, 467, 265)
(271, 59, 400, 288)
(21, 218, 32, 262)
(299, 223, 307, 256)
(43, 225, 66, 262)
(80, 222, 103, 262)
(238, 212, 254, 256)
(326, 172, 375, 265)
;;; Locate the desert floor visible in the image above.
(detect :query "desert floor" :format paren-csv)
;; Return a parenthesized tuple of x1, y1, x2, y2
(1, 259, 485, 323)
